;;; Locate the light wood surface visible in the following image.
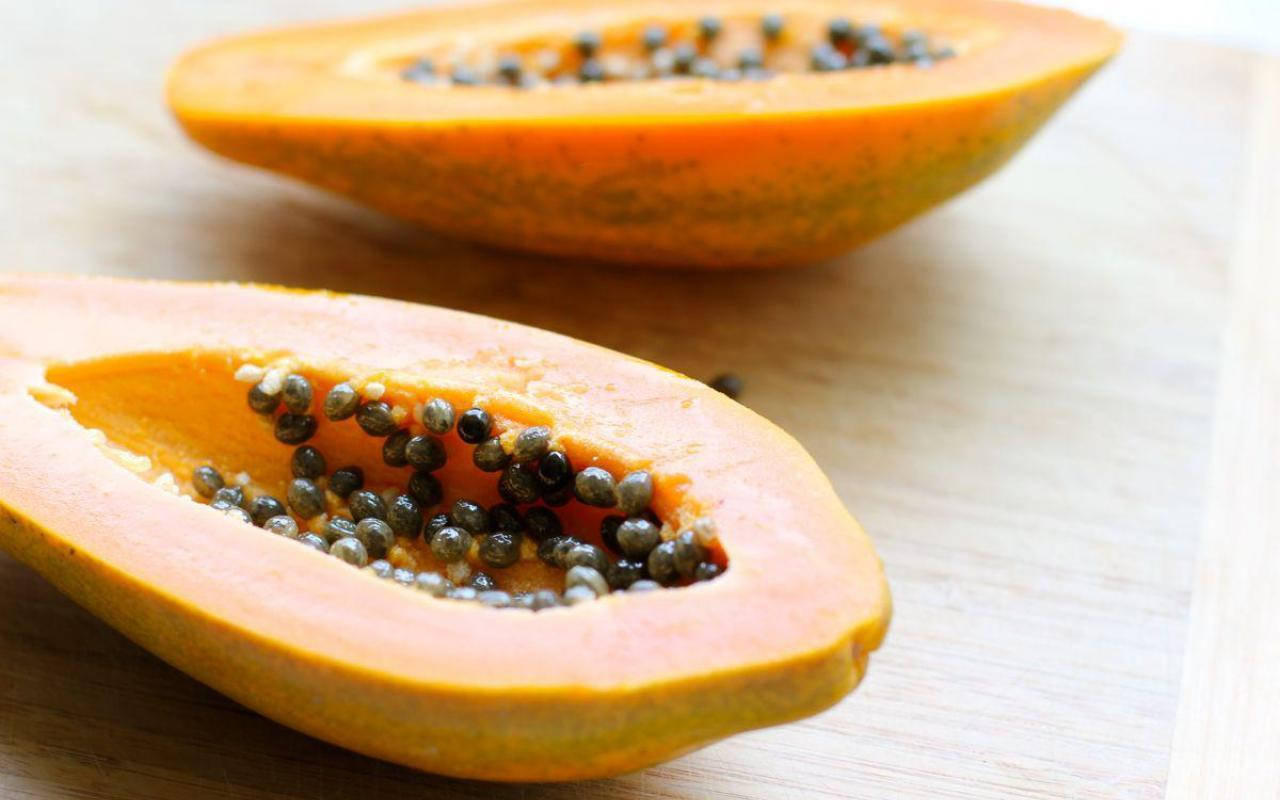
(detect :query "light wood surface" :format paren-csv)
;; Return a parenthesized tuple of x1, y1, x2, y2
(0, 2, 1273, 797)
(1165, 56, 1280, 799)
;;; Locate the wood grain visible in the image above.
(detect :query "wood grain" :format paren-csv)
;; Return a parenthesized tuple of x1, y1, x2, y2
(0, 2, 1266, 797)
(1165, 55, 1280, 799)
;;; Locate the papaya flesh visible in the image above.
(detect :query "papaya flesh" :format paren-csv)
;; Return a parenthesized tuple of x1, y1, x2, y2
(0, 275, 890, 782)
(167, 0, 1121, 268)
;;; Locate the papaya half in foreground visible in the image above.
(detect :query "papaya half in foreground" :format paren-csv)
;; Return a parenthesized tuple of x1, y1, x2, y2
(0, 275, 890, 781)
(167, 0, 1122, 267)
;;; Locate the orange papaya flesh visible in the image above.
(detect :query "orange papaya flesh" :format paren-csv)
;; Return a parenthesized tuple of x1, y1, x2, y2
(167, 0, 1121, 267)
(0, 275, 890, 781)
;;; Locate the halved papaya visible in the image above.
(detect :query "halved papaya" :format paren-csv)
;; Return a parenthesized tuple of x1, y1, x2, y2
(167, 0, 1121, 267)
(0, 274, 890, 782)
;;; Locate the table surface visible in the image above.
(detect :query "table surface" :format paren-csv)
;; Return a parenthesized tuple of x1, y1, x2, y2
(2, 2, 1278, 798)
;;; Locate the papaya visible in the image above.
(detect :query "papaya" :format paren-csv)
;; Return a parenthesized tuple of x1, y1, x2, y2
(0, 274, 890, 782)
(167, 0, 1120, 268)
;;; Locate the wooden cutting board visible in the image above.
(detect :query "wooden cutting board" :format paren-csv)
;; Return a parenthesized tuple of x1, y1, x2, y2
(2, 2, 1277, 797)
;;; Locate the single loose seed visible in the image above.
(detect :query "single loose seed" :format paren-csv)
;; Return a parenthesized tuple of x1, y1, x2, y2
(415, 571, 452, 596)
(263, 515, 300, 538)
(329, 466, 364, 498)
(524, 507, 561, 541)
(647, 540, 679, 585)
(422, 398, 455, 434)
(249, 495, 287, 526)
(298, 532, 327, 551)
(349, 489, 387, 522)
(405, 435, 447, 471)
(456, 408, 491, 444)
(708, 372, 744, 399)
(695, 562, 722, 581)
(563, 584, 597, 605)
(628, 579, 662, 592)
(430, 526, 472, 562)
(382, 430, 411, 467)
(212, 486, 246, 509)
(697, 15, 722, 40)
(408, 471, 443, 507)
(615, 470, 654, 516)
(247, 382, 280, 414)
(386, 494, 423, 538)
(479, 532, 521, 568)
(355, 518, 395, 559)
(607, 559, 647, 590)
(498, 462, 541, 505)
(192, 465, 224, 498)
(574, 466, 617, 507)
(366, 559, 394, 579)
(281, 374, 312, 414)
(274, 414, 317, 445)
(564, 543, 611, 575)
(324, 383, 360, 420)
(617, 517, 661, 560)
(356, 402, 397, 436)
(451, 499, 488, 534)
(512, 426, 551, 462)
(323, 516, 357, 545)
(392, 567, 416, 587)
(287, 478, 326, 519)
(329, 536, 368, 567)
(565, 565, 609, 597)
(291, 446, 326, 479)
(469, 572, 498, 592)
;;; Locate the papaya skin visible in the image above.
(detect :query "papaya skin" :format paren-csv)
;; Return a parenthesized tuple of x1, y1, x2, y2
(166, 0, 1121, 268)
(0, 275, 890, 781)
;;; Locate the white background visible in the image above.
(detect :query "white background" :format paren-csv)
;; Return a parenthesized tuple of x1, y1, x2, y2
(1034, 0, 1280, 51)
